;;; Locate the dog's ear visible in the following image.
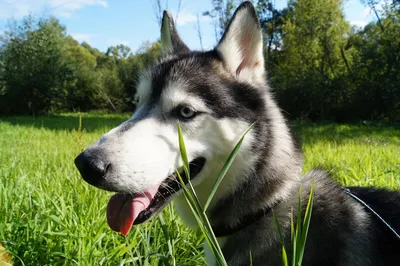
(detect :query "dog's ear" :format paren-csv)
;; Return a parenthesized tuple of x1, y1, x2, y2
(216, 2, 265, 86)
(161, 11, 190, 55)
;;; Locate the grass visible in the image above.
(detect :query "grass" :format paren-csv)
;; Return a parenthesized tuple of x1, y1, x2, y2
(273, 182, 314, 266)
(0, 114, 399, 265)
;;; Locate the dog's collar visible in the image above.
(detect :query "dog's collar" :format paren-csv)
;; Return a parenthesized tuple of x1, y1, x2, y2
(212, 202, 281, 238)
(213, 188, 400, 239)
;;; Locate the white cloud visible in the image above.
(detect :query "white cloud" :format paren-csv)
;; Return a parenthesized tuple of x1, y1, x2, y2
(174, 10, 211, 26)
(49, 0, 108, 18)
(350, 20, 368, 28)
(0, 0, 108, 20)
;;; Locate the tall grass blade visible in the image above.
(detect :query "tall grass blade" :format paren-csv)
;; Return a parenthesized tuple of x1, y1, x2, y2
(177, 123, 203, 210)
(177, 122, 189, 167)
(176, 124, 228, 266)
(272, 210, 288, 266)
(293, 185, 303, 265)
(204, 122, 256, 211)
(290, 208, 295, 243)
(282, 246, 289, 266)
(297, 181, 314, 265)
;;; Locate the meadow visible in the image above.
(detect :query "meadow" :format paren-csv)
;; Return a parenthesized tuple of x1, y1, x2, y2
(0, 113, 399, 266)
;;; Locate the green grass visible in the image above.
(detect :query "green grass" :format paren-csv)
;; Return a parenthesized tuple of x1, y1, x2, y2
(0, 114, 399, 265)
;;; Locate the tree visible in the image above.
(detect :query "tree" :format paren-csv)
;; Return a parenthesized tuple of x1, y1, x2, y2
(0, 14, 164, 114)
(63, 36, 106, 111)
(349, 2, 400, 120)
(106, 44, 132, 59)
(255, 1, 291, 73)
(0, 16, 68, 114)
(204, 0, 238, 42)
(274, 0, 353, 119)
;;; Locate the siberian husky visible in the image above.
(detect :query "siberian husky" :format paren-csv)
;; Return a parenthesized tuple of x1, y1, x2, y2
(75, 2, 400, 265)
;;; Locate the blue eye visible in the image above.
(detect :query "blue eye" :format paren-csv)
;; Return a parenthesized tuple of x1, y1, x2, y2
(179, 106, 196, 119)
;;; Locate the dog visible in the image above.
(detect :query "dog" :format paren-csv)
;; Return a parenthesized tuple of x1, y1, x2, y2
(74, 2, 400, 265)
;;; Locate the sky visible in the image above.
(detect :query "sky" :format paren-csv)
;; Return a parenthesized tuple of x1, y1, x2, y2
(0, 0, 382, 53)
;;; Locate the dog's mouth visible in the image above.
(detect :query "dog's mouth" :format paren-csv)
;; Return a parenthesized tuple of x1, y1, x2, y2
(106, 157, 205, 236)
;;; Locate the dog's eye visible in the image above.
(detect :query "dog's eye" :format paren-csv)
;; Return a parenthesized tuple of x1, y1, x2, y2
(179, 106, 196, 119)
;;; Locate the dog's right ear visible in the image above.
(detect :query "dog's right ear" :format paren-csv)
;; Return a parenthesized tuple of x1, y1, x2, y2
(161, 11, 189, 55)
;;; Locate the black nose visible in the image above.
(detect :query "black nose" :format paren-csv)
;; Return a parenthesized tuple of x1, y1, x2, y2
(74, 151, 109, 186)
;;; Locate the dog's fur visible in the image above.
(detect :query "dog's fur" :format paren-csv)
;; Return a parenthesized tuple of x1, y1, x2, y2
(75, 2, 400, 265)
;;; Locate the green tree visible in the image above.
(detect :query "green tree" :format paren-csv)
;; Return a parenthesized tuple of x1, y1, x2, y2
(274, 0, 353, 119)
(0, 16, 68, 114)
(255, 1, 291, 75)
(0, 16, 163, 114)
(63, 37, 107, 111)
(349, 3, 400, 120)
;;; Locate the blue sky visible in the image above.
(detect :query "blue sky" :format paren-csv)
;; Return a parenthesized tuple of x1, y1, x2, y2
(0, 0, 379, 53)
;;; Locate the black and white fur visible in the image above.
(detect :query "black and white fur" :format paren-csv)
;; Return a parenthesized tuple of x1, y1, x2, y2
(75, 2, 400, 265)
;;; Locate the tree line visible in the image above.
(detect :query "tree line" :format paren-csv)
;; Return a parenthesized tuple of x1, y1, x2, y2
(0, 0, 399, 121)
(0, 16, 160, 115)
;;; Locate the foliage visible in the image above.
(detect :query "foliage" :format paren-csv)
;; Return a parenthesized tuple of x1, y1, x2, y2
(348, 4, 400, 121)
(0, 17, 69, 114)
(207, 0, 400, 122)
(0, 0, 399, 121)
(0, 17, 161, 115)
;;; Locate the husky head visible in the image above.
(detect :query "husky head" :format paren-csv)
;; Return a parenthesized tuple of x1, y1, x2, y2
(75, 2, 301, 236)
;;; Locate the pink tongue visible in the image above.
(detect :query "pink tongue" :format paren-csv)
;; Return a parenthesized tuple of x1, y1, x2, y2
(106, 185, 159, 236)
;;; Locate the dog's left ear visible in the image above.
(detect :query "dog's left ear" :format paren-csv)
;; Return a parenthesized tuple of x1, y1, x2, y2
(216, 2, 265, 86)
(161, 11, 190, 55)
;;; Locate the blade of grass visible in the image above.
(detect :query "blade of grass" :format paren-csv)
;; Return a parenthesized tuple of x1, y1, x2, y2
(177, 123, 204, 211)
(177, 122, 189, 167)
(296, 181, 314, 266)
(290, 208, 295, 244)
(176, 121, 256, 266)
(272, 210, 288, 266)
(292, 185, 303, 266)
(176, 125, 228, 266)
(282, 246, 289, 266)
(204, 122, 256, 212)
(178, 174, 227, 265)
(175, 170, 218, 250)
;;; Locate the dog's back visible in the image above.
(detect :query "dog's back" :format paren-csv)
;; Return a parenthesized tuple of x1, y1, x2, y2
(218, 170, 400, 266)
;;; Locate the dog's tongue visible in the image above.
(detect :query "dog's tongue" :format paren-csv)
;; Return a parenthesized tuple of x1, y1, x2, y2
(106, 185, 159, 236)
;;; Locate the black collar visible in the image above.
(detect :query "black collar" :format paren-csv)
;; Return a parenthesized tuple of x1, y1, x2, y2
(212, 202, 281, 238)
(213, 188, 400, 239)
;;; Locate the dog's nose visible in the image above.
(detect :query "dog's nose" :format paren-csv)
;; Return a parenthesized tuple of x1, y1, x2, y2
(74, 151, 109, 186)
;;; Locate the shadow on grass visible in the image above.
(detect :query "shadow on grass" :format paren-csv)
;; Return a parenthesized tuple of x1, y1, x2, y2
(0, 113, 130, 132)
(291, 121, 400, 146)
(1, 113, 399, 144)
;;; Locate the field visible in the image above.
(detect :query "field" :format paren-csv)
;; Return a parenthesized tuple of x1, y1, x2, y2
(0, 113, 399, 265)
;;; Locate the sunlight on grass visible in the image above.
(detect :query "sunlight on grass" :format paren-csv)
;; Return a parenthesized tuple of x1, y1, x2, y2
(0, 114, 399, 265)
